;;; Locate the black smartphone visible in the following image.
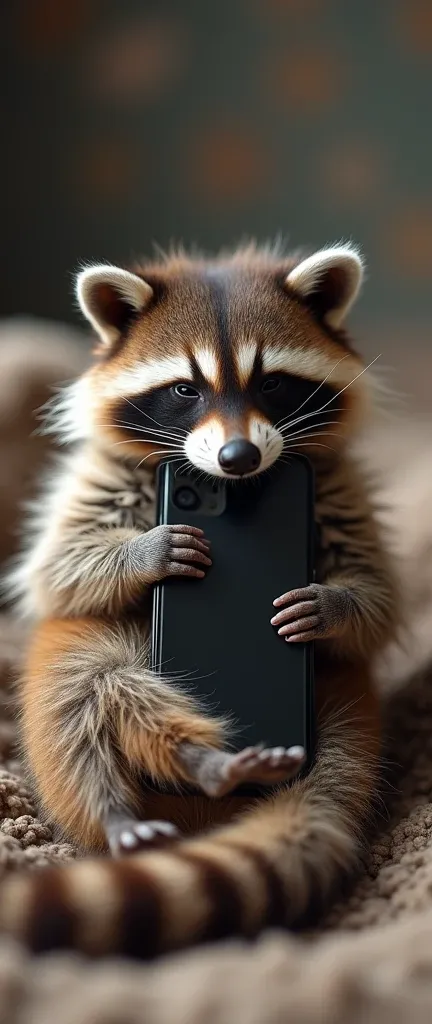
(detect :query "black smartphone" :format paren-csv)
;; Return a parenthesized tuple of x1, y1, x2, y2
(151, 456, 315, 773)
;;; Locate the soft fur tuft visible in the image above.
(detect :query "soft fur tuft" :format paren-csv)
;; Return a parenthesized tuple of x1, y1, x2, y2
(286, 243, 364, 328)
(77, 266, 153, 347)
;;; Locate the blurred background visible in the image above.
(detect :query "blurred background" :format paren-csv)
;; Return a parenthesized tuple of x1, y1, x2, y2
(2, 0, 432, 408)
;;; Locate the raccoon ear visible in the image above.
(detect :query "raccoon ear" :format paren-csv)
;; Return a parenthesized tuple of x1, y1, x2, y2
(76, 265, 153, 346)
(285, 245, 364, 328)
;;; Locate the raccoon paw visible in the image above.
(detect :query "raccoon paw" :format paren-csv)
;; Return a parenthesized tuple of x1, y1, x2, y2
(271, 583, 353, 642)
(195, 744, 305, 797)
(107, 819, 180, 857)
(135, 524, 212, 583)
(221, 744, 305, 792)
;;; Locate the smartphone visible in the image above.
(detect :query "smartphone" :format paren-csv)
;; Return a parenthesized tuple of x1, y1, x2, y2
(151, 456, 315, 781)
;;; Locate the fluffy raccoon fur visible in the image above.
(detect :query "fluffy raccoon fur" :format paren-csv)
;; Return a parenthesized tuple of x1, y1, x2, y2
(0, 242, 399, 958)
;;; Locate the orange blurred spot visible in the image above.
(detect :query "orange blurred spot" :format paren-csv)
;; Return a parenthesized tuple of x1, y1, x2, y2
(18, 0, 92, 54)
(384, 207, 432, 277)
(89, 19, 188, 101)
(395, 1, 432, 54)
(322, 142, 383, 203)
(270, 50, 344, 111)
(190, 127, 272, 204)
(71, 140, 139, 203)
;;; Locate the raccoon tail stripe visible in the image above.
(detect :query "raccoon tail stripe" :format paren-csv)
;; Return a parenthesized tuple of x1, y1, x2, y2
(0, 707, 380, 958)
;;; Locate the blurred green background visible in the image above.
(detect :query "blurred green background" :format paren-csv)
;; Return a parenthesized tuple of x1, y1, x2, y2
(2, 0, 432, 406)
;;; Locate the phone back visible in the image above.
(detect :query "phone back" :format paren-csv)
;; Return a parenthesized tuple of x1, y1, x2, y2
(152, 456, 315, 762)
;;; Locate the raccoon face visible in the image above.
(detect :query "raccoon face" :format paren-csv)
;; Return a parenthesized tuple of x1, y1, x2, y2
(72, 244, 368, 478)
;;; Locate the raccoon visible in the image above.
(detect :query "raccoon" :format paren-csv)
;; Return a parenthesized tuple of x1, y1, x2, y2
(0, 242, 398, 958)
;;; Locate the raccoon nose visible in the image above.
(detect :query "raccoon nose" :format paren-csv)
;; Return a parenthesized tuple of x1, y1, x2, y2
(218, 440, 261, 476)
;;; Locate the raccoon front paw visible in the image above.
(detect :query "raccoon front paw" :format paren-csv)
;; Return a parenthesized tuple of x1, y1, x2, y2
(135, 524, 212, 583)
(271, 583, 353, 642)
(107, 819, 180, 857)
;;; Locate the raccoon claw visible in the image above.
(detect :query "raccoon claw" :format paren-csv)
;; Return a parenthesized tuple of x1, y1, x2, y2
(107, 819, 180, 857)
(271, 583, 352, 642)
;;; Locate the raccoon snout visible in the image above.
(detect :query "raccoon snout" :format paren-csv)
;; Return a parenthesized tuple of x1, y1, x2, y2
(218, 440, 261, 476)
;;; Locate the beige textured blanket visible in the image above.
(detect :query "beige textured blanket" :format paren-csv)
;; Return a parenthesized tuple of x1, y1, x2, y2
(1, 323, 432, 1023)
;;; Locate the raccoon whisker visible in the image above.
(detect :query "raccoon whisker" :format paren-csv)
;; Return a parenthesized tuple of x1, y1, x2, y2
(280, 419, 342, 442)
(274, 354, 350, 428)
(134, 451, 185, 470)
(174, 460, 193, 477)
(122, 398, 188, 436)
(203, 470, 218, 485)
(160, 455, 191, 475)
(101, 424, 185, 446)
(112, 422, 186, 442)
(276, 406, 345, 433)
(283, 431, 343, 446)
(317, 353, 381, 403)
(277, 356, 380, 434)
(281, 427, 341, 444)
(281, 434, 341, 449)
(173, 458, 217, 480)
(284, 441, 338, 454)
(117, 429, 185, 445)
(279, 411, 343, 430)
(111, 439, 183, 450)
(276, 406, 344, 433)
(114, 419, 185, 438)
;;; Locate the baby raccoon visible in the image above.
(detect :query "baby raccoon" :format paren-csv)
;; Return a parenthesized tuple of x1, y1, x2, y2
(0, 242, 398, 959)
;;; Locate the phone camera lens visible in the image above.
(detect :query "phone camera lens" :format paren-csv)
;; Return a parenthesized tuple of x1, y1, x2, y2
(174, 486, 201, 511)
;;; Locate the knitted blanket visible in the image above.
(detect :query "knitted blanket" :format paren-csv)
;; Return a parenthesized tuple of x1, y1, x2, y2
(1, 322, 432, 1024)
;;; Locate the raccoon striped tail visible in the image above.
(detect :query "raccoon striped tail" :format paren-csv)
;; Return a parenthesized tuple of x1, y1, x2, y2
(0, 700, 380, 958)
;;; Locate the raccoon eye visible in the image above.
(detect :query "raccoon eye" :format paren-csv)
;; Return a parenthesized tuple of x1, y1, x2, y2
(261, 376, 282, 394)
(172, 384, 201, 399)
